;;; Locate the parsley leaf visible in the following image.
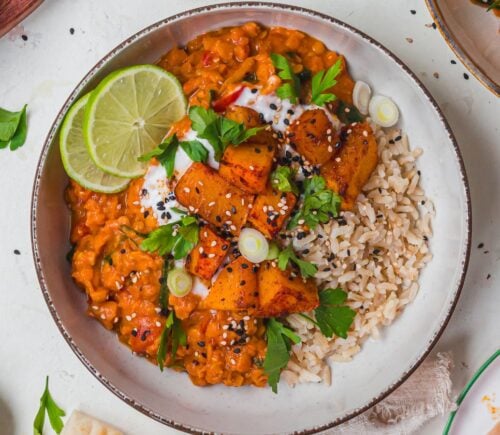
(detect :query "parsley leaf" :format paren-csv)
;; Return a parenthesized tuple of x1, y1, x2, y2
(141, 215, 199, 260)
(138, 134, 179, 178)
(311, 59, 342, 106)
(288, 175, 341, 230)
(270, 53, 301, 103)
(180, 140, 209, 162)
(188, 106, 262, 161)
(314, 288, 356, 339)
(0, 104, 28, 150)
(487, 0, 500, 11)
(33, 376, 65, 435)
(159, 257, 172, 311)
(157, 311, 187, 371)
(277, 246, 318, 279)
(271, 166, 299, 195)
(263, 318, 301, 393)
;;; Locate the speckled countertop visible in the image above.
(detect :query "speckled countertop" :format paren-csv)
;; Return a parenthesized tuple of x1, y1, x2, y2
(0, 1, 498, 434)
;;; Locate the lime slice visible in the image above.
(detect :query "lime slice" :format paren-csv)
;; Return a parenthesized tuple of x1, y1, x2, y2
(83, 65, 187, 178)
(60, 94, 130, 193)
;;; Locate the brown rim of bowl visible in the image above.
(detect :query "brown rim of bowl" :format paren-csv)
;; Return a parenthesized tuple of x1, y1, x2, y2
(425, 0, 500, 97)
(31, 2, 472, 434)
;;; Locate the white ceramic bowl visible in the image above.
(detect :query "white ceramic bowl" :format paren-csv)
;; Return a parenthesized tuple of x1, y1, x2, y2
(31, 3, 471, 433)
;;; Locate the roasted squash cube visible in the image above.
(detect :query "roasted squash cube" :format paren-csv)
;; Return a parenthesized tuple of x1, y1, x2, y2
(248, 187, 297, 239)
(200, 256, 259, 311)
(320, 122, 378, 210)
(219, 142, 276, 194)
(256, 261, 319, 317)
(287, 109, 338, 165)
(186, 225, 229, 281)
(175, 163, 254, 235)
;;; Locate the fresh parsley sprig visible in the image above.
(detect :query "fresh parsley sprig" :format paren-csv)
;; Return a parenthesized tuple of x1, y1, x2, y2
(288, 175, 341, 230)
(157, 310, 187, 371)
(311, 59, 342, 106)
(141, 215, 199, 260)
(487, 0, 500, 11)
(189, 106, 262, 161)
(277, 245, 318, 279)
(138, 134, 209, 178)
(314, 288, 356, 339)
(263, 318, 301, 393)
(33, 376, 66, 435)
(271, 166, 299, 195)
(270, 53, 301, 103)
(0, 104, 28, 151)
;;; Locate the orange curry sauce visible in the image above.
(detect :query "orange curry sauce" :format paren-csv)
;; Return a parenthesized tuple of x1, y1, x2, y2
(67, 23, 355, 387)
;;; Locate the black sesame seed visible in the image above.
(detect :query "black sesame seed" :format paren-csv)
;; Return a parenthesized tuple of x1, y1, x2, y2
(21, 34, 28, 41)
(254, 147, 261, 154)
(302, 249, 310, 255)
(69, 27, 75, 35)
(242, 263, 249, 269)
(251, 88, 258, 94)
(283, 119, 290, 126)
(287, 109, 294, 115)
(258, 113, 265, 122)
(373, 248, 381, 255)
(216, 215, 222, 222)
(240, 280, 246, 286)
(227, 267, 233, 273)
(143, 210, 150, 218)
(141, 188, 148, 196)
(197, 341, 206, 347)
(131, 329, 138, 337)
(140, 330, 151, 341)
(253, 291, 259, 297)
(277, 131, 283, 139)
(236, 329, 244, 336)
(13, 249, 20, 255)
(166, 212, 172, 219)
(423, 235, 429, 241)
(487, 274, 491, 280)
(395, 135, 402, 142)
(234, 348, 241, 354)
(222, 244, 229, 251)
(463, 73, 469, 80)
(270, 103, 278, 110)
(252, 265, 259, 273)
(120, 249, 126, 254)
(410, 9, 416, 14)
(195, 187, 200, 194)
(451, 60, 457, 65)
(231, 206, 237, 214)
(477, 243, 484, 249)
(432, 23, 436, 29)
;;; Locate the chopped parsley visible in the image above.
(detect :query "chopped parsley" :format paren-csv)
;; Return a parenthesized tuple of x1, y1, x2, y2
(189, 106, 262, 161)
(157, 310, 187, 371)
(314, 288, 356, 339)
(288, 175, 341, 230)
(311, 59, 342, 106)
(33, 376, 66, 435)
(277, 245, 318, 279)
(487, 0, 500, 11)
(0, 104, 28, 151)
(270, 166, 299, 195)
(138, 134, 209, 178)
(263, 318, 301, 393)
(270, 53, 301, 103)
(141, 215, 199, 260)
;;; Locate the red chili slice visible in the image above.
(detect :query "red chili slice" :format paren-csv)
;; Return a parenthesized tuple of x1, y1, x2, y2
(212, 87, 244, 113)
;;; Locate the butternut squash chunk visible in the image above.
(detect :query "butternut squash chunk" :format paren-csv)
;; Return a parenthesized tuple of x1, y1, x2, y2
(287, 109, 338, 165)
(200, 256, 259, 311)
(224, 106, 275, 146)
(186, 225, 229, 281)
(247, 187, 297, 239)
(257, 261, 319, 317)
(219, 142, 276, 194)
(175, 163, 254, 235)
(320, 122, 378, 210)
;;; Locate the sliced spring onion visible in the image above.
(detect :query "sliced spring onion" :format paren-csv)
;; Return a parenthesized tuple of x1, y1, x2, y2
(368, 95, 399, 127)
(167, 268, 193, 297)
(266, 242, 280, 260)
(238, 228, 269, 263)
(352, 81, 371, 115)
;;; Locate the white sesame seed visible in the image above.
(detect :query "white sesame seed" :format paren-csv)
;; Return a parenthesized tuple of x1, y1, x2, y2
(208, 201, 215, 207)
(230, 225, 237, 231)
(125, 315, 132, 321)
(199, 247, 204, 254)
(155, 307, 162, 313)
(210, 241, 217, 247)
(100, 314, 106, 320)
(230, 358, 236, 365)
(221, 340, 227, 346)
(347, 129, 352, 134)
(183, 187, 190, 193)
(263, 206, 268, 212)
(249, 165, 255, 171)
(363, 130, 368, 137)
(223, 332, 227, 338)
(335, 157, 341, 162)
(298, 219, 305, 225)
(198, 180, 204, 186)
(225, 193, 232, 199)
(208, 253, 216, 258)
(328, 145, 333, 153)
(92, 305, 99, 310)
(225, 210, 231, 216)
(155, 321, 162, 327)
(223, 325, 229, 330)
(326, 129, 332, 134)
(345, 107, 350, 113)
(131, 312, 137, 318)
(113, 317, 119, 323)
(243, 316, 250, 321)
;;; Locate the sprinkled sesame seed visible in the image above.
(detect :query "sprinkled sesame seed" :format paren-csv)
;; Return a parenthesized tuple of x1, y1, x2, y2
(125, 315, 132, 321)
(221, 340, 227, 346)
(208, 253, 216, 258)
(226, 193, 232, 199)
(100, 314, 106, 320)
(210, 241, 217, 247)
(249, 165, 255, 171)
(155, 321, 162, 327)
(208, 201, 215, 207)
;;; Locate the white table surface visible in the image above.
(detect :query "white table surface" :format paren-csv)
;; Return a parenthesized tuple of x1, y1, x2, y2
(0, 0, 498, 434)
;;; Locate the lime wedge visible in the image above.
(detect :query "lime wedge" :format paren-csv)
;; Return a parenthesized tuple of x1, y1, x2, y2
(83, 65, 187, 178)
(60, 94, 130, 193)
